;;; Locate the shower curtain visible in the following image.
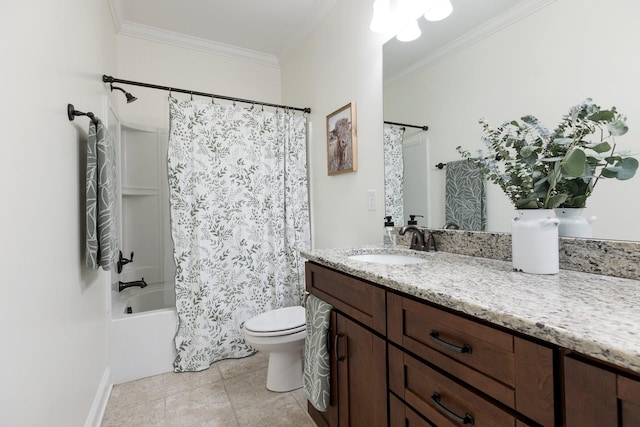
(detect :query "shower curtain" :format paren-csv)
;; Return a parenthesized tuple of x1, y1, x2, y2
(384, 126, 405, 225)
(167, 97, 310, 372)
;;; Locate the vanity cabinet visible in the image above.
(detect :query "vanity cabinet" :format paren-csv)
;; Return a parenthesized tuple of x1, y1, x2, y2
(564, 353, 640, 426)
(305, 262, 387, 427)
(305, 261, 557, 426)
(389, 393, 432, 427)
(387, 292, 556, 426)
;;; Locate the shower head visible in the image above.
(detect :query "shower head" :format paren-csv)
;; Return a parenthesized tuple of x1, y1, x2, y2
(110, 84, 137, 103)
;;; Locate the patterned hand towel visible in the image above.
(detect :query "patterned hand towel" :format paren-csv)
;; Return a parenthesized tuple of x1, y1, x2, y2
(445, 159, 486, 231)
(303, 294, 333, 412)
(86, 119, 118, 270)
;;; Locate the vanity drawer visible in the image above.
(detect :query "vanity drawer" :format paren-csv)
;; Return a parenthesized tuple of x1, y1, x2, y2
(389, 393, 432, 427)
(305, 261, 386, 334)
(388, 292, 514, 383)
(387, 292, 555, 426)
(389, 345, 516, 426)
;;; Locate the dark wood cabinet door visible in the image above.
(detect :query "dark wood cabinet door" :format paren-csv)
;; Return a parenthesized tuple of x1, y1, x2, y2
(564, 355, 617, 426)
(336, 314, 387, 426)
(618, 374, 640, 426)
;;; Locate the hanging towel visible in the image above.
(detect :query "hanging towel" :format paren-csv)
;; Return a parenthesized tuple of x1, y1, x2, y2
(445, 160, 487, 231)
(303, 294, 333, 412)
(86, 119, 118, 270)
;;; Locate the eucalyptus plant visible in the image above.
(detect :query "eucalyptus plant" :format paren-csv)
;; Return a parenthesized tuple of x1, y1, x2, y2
(457, 99, 638, 209)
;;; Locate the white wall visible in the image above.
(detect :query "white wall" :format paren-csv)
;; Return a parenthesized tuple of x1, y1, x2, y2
(0, 1, 116, 426)
(114, 35, 283, 128)
(282, 0, 388, 249)
(385, 0, 640, 241)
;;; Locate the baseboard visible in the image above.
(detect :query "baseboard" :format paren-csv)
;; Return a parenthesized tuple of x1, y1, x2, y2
(85, 367, 112, 427)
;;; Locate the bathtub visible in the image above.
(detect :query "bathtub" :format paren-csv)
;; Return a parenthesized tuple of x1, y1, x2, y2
(108, 281, 178, 384)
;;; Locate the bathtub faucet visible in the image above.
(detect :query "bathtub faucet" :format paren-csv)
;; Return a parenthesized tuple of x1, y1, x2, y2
(119, 278, 148, 292)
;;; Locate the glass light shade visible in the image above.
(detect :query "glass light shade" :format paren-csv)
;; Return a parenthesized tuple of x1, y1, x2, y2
(396, 18, 421, 42)
(370, 0, 392, 33)
(397, 0, 430, 20)
(424, 0, 453, 21)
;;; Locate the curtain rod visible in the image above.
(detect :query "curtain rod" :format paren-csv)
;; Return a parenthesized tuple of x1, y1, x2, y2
(384, 120, 429, 131)
(67, 103, 99, 125)
(102, 75, 311, 114)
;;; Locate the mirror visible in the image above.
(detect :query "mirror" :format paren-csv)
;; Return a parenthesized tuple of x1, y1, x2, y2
(383, 0, 640, 241)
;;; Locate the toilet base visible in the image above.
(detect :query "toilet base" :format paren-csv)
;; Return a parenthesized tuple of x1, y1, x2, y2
(266, 350, 303, 392)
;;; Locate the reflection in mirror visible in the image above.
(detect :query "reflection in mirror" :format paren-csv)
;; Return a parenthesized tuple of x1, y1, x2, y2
(382, 0, 640, 241)
(383, 124, 429, 228)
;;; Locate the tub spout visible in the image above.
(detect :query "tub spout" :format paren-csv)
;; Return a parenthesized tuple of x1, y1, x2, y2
(119, 278, 148, 292)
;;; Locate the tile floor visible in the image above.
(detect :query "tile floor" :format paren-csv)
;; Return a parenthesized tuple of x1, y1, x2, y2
(101, 352, 316, 426)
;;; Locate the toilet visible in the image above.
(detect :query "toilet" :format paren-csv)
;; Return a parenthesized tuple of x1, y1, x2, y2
(243, 305, 306, 392)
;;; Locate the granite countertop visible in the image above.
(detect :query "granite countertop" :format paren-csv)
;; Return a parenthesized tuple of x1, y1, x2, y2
(301, 245, 640, 374)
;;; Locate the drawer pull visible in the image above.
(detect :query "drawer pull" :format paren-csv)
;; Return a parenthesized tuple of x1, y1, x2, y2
(431, 392, 475, 425)
(334, 332, 345, 362)
(430, 330, 472, 354)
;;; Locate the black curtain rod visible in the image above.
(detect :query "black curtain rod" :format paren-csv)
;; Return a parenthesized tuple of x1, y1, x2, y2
(103, 75, 311, 114)
(384, 120, 429, 131)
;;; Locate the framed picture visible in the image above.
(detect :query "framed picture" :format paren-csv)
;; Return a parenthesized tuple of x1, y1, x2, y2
(326, 102, 357, 175)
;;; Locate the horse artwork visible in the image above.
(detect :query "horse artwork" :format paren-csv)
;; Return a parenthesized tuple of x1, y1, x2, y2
(326, 102, 357, 175)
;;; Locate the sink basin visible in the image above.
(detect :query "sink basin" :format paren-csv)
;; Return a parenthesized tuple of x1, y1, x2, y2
(348, 253, 427, 265)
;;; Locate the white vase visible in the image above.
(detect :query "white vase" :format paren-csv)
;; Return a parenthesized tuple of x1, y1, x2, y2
(511, 209, 560, 274)
(555, 208, 597, 238)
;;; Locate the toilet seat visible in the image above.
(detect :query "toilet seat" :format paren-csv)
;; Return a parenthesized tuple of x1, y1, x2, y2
(244, 306, 305, 337)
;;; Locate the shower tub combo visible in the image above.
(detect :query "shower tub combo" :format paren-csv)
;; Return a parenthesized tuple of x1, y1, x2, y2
(108, 281, 177, 384)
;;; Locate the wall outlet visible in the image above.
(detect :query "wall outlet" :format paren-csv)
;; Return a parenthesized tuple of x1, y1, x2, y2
(367, 189, 377, 211)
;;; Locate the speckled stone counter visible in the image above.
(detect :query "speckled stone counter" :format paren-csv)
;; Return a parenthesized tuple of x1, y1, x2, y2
(301, 246, 640, 374)
(398, 229, 640, 281)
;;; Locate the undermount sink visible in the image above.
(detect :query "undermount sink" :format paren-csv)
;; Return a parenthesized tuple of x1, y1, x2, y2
(348, 253, 427, 265)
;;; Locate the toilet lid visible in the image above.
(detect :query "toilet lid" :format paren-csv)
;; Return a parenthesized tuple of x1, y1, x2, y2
(244, 306, 305, 334)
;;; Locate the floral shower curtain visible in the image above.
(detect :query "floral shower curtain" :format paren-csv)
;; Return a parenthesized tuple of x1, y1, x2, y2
(384, 126, 405, 226)
(167, 97, 310, 372)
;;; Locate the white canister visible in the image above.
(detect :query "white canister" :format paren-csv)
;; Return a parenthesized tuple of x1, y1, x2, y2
(555, 208, 597, 238)
(511, 209, 560, 275)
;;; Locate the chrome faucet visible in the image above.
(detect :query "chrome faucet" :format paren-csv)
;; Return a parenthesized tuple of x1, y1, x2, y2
(443, 221, 460, 230)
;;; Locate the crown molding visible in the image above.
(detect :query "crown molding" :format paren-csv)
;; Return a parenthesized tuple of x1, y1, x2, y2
(108, 1, 279, 68)
(108, 0, 124, 32)
(279, 0, 337, 65)
(108, 0, 336, 69)
(117, 21, 280, 68)
(385, 0, 557, 86)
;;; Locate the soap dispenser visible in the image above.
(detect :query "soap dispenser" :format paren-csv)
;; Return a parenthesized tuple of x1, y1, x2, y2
(407, 214, 424, 226)
(383, 216, 397, 247)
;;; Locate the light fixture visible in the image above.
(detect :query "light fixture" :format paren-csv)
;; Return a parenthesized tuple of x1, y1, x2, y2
(110, 83, 137, 103)
(370, 0, 392, 33)
(397, 0, 430, 20)
(396, 18, 421, 42)
(424, 0, 453, 22)
(369, 0, 454, 41)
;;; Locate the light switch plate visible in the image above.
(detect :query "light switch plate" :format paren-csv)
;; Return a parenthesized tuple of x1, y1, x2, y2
(367, 189, 377, 211)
